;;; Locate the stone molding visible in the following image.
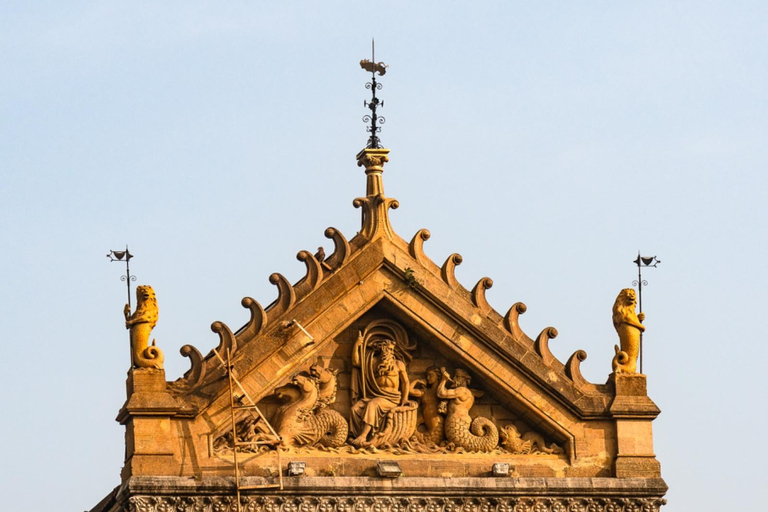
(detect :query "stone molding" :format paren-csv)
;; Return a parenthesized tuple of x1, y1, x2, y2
(126, 495, 667, 512)
(95, 477, 667, 512)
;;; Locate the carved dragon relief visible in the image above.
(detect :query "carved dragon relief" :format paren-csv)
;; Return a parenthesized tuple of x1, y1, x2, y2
(272, 373, 348, 449)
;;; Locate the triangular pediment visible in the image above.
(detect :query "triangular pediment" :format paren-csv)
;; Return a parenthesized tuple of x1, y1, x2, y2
(111, 149, 663, 492)
(165, 212, 633, 468)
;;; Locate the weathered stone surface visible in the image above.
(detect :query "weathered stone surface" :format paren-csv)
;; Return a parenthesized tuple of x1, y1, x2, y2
(96, 137, 667, 510)
(91, 476, 668, 512)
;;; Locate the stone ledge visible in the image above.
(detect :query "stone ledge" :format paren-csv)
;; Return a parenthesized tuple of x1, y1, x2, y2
(118, 475, 668, 497)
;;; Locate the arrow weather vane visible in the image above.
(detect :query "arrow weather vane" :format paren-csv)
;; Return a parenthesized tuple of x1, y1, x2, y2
(633, 251, 660, 373)
(360, 38, 388, 149)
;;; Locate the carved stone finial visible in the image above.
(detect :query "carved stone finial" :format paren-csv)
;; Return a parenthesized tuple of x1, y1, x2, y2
(440, 253, 463, 289)
(354, 148, 399, 240)
(502, 302, 528, 342)
(409, 229, 431, 265)
(534, 327, 558, 366)
(211, 320, 237, 358)
(124, 285, 164, 369)
(323, 227, 350, 271)
(267, 273, 297, 320)
(240, 297, 267, 339)
(179, 344, 206, 388)
(295, 250, 322, 295)
(471, 277, 494, 313)
(611, 288, 645, 374)
(566, 349, 589, 388)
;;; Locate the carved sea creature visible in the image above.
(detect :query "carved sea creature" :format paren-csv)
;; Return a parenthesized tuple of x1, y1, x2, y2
(272, 374, 348, 448)
(410, 366, 446, 445)
(499, 424, 564, 455)
(123, 285, 164, 369)
(309, 364, 338, 410)
(213, 416, 272, 453)
(611, 288, 645, 374)
(438, 369, 498, 452)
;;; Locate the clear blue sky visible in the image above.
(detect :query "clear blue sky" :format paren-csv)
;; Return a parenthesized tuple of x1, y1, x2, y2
(1, 2, 766, 510)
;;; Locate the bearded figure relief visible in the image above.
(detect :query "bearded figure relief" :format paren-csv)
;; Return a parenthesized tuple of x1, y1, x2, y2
(349, 320, 418, 448)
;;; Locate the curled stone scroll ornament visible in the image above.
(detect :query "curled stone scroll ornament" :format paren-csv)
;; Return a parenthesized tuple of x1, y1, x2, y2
(178, 344, 205, 389)
(440, 253, 463, 289)
(471, 277, 493, 313)
(268, 273, 296, 321)
(126, 495, 667, 512)
(295, 250, 323, 295)
(408, 229, 431, 265)
(323, 227, 350, 271)
(240, 296, 268, 339)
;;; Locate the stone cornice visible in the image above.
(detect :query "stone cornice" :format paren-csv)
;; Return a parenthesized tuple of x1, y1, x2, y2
(98, 476, 668, 512)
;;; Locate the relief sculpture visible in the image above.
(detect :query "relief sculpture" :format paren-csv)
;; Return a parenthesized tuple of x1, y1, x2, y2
(272, 373, 348, 449)
(410, 366, 446, 446)
(500, 424, 564, 455)
(438, 368, 499, 452)
(349, 320, 418, 448)
(213, 319, 564, 457)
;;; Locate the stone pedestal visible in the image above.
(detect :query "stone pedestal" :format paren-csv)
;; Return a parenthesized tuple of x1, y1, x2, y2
(116, 368, 183, 481)
(609, 373, 662, 478)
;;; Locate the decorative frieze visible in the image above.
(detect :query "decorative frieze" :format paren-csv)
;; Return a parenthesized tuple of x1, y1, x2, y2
(127, 495, 666, 512)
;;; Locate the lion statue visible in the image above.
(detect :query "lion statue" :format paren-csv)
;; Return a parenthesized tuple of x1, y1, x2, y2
(611, 288, 645, 374)
(124, 285, 164, 369)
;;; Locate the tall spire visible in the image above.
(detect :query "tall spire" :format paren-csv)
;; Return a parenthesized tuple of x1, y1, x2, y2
(355, 41, 397, 240)
(360, 38, 387, 149)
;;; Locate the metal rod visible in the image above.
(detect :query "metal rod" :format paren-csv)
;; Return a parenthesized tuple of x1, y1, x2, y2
(292, 319, 314, 344)
(125, 245, 132, 309)
(637, 251, 643, 374)
(226, 350, 242, 512)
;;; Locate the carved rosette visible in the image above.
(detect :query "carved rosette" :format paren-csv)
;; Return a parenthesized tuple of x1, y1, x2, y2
(125, 495, 667, 512)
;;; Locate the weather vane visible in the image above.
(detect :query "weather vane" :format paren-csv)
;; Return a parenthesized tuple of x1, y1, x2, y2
(632, 252, 660, 373)
(107, 245, 136, 308)
(360, 38, 388, 149)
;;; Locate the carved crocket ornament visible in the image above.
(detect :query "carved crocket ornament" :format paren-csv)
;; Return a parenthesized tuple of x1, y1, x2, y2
(611, 288, 645, 374)
(124, 285, 164, 369)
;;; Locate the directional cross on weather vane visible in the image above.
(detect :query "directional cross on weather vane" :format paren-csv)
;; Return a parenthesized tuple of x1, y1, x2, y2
(360, 38, 388, 149)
